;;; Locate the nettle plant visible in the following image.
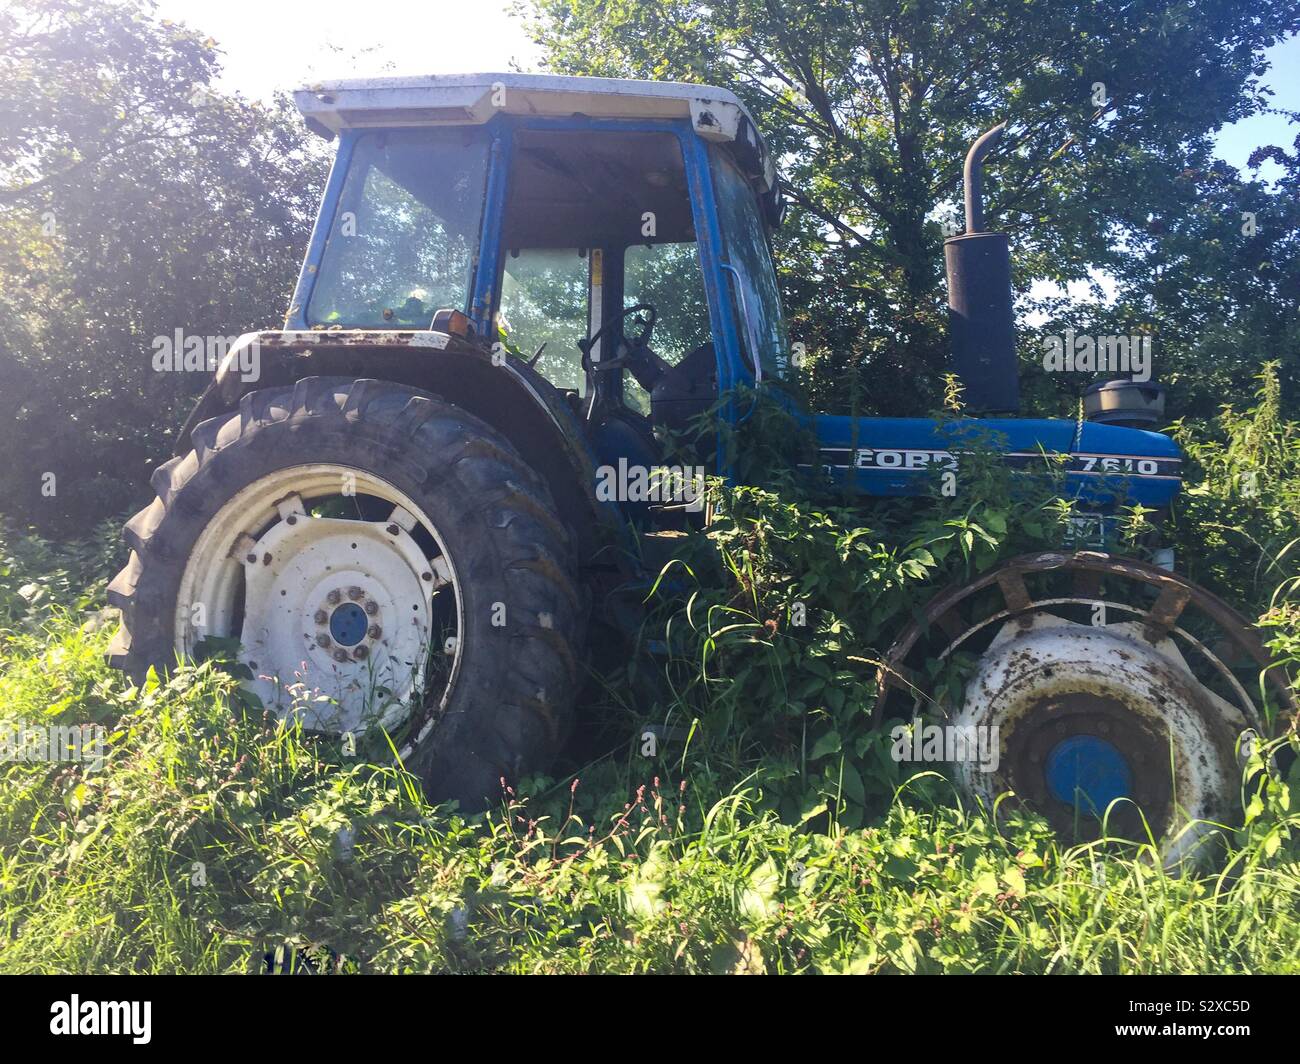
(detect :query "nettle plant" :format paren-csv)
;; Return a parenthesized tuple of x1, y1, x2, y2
(0, 518, 123, 630)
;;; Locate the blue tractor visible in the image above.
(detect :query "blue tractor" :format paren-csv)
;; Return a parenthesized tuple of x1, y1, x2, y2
(109, 74, 1291, 859)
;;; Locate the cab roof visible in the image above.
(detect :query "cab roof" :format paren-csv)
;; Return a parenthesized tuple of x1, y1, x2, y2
(293, 72, 776, 192)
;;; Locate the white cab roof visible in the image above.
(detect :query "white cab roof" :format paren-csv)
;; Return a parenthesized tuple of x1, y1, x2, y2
(294, 72, 774, 190)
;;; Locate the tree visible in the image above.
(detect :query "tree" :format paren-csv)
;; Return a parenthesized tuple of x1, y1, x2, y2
(0, 0, 329, 531)
(524, 0, 1300, 415)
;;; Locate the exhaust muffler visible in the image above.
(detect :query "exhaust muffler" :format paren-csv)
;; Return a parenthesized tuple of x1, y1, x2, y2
(945, 122, 1020, 413)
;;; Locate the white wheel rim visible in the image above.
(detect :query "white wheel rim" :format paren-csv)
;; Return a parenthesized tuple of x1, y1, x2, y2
(950, 613, 1251, 865)
(175, 464, 461, 736)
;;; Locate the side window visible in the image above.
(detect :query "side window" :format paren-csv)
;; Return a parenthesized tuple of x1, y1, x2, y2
(623, 242, 711, 365)
(710, 146, 789, 378)
(498, 248, 590, 394)
(499, 128, 700, 411)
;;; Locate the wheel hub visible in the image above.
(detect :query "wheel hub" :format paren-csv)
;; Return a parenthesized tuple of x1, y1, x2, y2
(878, 552, 1285, 866)
(950, 614, 1246, 861)
(327, 601, 370, 647)
(176, 466, 458, 739)
(1003, 688, 1173, 838)
(238, 503, 440, 732)
(1043, 734, 1133, 815)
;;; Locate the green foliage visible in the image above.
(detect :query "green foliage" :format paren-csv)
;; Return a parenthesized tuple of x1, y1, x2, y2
(0, 517, 124, 631)
(525, 0, 1300, 418)
(0, 613, 1297, 973)
(0, 0, 329, 533)
(1169, 362, 1300, 609)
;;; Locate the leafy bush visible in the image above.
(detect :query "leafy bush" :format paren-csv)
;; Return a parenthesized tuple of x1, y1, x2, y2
(0, 517, 125, 631)
(1171, 362, 1300, 609)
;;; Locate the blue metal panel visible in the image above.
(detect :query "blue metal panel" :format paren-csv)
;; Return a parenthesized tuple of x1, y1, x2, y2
(809, 412, 1183, 508)
(813, 412, 1181, 460)
(285, 131, 357, 330)
(471, 121, 512, 336)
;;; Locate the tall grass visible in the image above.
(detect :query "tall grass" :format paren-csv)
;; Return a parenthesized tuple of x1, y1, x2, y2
(0, 611, 1296, 974)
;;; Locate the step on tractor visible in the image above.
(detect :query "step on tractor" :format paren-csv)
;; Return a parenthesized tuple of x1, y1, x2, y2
(109, 74, 1293, 860)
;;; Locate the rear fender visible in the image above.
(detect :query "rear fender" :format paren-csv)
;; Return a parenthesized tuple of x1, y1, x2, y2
(177, 330, 626, 565)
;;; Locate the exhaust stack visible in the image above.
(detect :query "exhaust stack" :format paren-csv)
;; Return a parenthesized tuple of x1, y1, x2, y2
(945, 122, 1020, 413)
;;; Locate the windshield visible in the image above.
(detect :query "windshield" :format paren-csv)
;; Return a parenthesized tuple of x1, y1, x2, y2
(308, 128, 490, 328)
(709, 145, 788, 378)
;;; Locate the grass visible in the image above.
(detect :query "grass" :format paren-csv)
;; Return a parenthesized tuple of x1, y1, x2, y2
(0, 613, 1298, 974)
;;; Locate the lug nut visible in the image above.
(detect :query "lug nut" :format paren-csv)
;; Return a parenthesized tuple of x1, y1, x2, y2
(246, 553, 257, 563)
(422, 572, 433, 582)
(367, 625, 382, 640)
(352, 645, 369, 660)
(327, 589, 342, 605)
(316, 634, 331, 648)
(386, 523, 400, 535)
(333, 648, 349, 662)
(364, 600, 378, 616)
(314, 610, 328, 625)
(348, 586, 364, 600)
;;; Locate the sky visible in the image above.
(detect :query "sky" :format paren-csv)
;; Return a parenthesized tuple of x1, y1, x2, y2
(153, 0, 543, 93)
(154, 0, 1297, 178)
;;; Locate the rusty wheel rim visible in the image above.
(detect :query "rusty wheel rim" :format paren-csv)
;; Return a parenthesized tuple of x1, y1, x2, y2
(876, 552, 1294, 858)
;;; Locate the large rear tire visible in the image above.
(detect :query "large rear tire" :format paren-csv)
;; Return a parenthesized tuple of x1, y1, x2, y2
(107, 377, 583, 808)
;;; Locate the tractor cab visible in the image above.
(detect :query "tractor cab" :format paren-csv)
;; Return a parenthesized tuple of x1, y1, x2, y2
(292, 73, 785, 481)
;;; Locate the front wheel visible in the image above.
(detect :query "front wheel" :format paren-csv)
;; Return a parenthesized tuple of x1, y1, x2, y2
(878, 552, 1294, 865)
(108, 377, 583, 807)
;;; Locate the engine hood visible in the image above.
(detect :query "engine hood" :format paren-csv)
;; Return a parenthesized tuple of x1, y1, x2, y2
(811, 414, 1182, 509)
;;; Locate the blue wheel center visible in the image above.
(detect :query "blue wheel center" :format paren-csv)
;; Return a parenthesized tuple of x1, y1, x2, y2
(329, 602, 368, 647)
(1044, 735, 1132, 817)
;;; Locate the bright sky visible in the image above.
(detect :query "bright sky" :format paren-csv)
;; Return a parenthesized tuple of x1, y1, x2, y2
(152, 0, 543, 93)
(154, 0, 1296, 180)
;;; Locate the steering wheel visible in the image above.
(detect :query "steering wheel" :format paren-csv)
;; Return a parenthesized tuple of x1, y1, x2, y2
(579, 303, 657, 373)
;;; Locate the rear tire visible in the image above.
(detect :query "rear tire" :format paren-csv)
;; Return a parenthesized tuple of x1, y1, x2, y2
(108, 376, 583, 808)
